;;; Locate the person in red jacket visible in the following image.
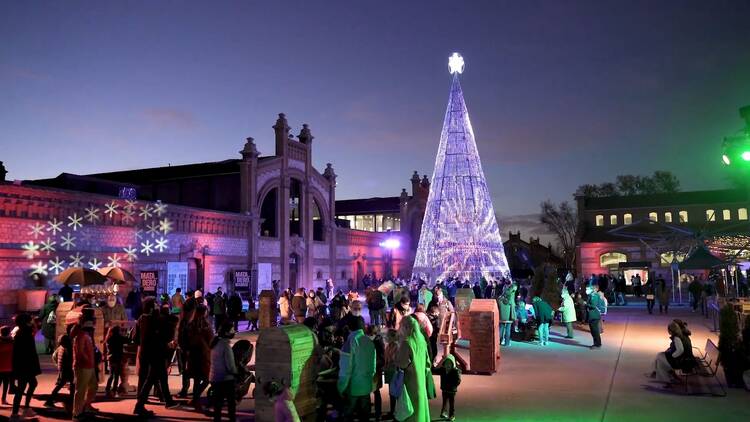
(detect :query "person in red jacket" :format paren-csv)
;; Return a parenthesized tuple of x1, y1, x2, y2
(72, 320, 98, 420)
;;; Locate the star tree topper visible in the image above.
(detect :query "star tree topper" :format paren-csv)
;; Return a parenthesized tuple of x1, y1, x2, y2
(448, 52, 465, 74)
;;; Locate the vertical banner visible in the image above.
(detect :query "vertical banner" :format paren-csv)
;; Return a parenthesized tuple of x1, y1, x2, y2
(140, 271, 159, 296)
(257, 263, 273, 296)
(234, 269, 251, 291)
(167, 262, 188, 297)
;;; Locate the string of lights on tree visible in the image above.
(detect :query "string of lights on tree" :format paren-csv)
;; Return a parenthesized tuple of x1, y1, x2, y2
(412, 53, 512, 283)
(21, 198, 173, 278)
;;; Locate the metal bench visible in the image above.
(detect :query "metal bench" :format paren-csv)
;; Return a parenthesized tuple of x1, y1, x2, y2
(677, 338, 726, 396)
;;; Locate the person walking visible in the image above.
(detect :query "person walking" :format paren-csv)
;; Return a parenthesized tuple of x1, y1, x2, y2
(644, 279, 656, 314)
(559, 289, 577, 339)
(72, 320, 98, 421)
(586, 287, 603, 349)
(104, 326, 126, 398)
(0, 326, 13, 406)
(186, 304, 213, 411)
(497, 283, 517, 347)
(656, 276, 670, 314)
(209, 320, 238, 422)
(337, 316, 376, 421)
(394, 316, 432, 422)
(45, 334, 74, 410)
(10, 314, 41, 421)
(687, 277, 703, 312)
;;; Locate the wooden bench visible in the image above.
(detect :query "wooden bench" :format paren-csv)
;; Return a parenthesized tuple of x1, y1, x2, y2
(677, 338, 726, 396)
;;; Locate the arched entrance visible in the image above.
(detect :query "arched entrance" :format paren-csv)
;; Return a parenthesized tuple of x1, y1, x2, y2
(289, 253, 300, 291)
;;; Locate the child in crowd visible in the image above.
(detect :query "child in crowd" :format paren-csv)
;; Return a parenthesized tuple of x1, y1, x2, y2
(436, 354, 461, 421)
(383, 329, 400, 418)
(0, 326, 12, 405)
(514, 296, 527, 333)
(266, 381, 300, 422)
(44, 334, 74, 409)
(105, 325, 126, 398)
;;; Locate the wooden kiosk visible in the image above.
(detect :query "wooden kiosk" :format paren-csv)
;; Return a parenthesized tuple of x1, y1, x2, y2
(258, 289, 277, 329)
(254, 324, 318, 422)
(467, 299, 500, 374)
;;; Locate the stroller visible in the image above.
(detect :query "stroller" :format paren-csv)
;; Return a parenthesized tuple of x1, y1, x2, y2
(233, 340, 255, 402)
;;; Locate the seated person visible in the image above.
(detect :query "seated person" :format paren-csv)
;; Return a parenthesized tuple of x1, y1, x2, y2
(648, 321, 694, 387)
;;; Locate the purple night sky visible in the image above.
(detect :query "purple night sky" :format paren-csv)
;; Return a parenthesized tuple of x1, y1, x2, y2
(2, 1, 750, 225)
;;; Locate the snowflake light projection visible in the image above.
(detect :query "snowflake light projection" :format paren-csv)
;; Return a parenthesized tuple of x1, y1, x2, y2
(412, 53, 512, 284)
(20, 198, 173, 278)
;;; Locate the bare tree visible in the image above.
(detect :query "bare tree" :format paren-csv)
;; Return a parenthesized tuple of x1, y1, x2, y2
(539, 200, 577, 268)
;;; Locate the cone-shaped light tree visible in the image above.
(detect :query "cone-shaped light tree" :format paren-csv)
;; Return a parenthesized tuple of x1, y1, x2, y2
(413, 53, 512, 283)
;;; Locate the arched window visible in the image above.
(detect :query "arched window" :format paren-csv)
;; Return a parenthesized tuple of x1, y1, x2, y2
(600, 252, 627, 268)
(312, 199, 325, 241)
(623, 213, 633, 225)
(648, 212, 658, 222)
(610, 215, 618, 225)
(739, 208, 748, 221)
(706, 209, 716, 222)
(259, 188, 277, 237)
(316, 270, 323, 280)
(289, 179, 302, 237)
(722, 209, 731, 221)
(679, 210, 688, 223)
(595, 215, 604, 227)
(664, 212, 673, 223)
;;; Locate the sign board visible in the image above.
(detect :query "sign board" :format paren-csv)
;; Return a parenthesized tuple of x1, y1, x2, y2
(167, 262, 188, 296)
(234, 269, 251, 291)
(257, 263, 273, 295)
(140, 271, 159, 296)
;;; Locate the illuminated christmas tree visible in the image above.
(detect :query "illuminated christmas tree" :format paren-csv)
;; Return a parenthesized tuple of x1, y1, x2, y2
(413, 53, 512, 283)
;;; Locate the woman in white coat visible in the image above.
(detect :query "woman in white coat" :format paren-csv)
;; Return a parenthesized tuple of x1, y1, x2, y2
(558, 289, 577, 339)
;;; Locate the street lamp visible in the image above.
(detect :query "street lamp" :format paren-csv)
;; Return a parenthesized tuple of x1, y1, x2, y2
(379, 235, 400, 281)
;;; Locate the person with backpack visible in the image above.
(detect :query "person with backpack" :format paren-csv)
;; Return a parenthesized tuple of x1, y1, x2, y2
(586, 286, 604, 349)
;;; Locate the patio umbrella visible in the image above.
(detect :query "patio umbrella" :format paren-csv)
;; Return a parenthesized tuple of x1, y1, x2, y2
(56, 267, 107, 286)
(98, 267, 136, 283)
(679, 246, 726, 270)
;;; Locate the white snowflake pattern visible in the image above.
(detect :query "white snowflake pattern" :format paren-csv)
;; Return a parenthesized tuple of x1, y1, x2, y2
(134, 228, 144, 241)
(60, 233, 76, 250)
(124, 200, 137, 212)
(146, 221, 160, 237)
(158, 218, 173, 235)
(88, 257, 102, 271)
(69, 252, 85, 268)
(21, 241, 41, 259)
(107, 254, 122, 268)
(40, 237, 56, 254)
(49, 257, 66, 275)
(30, 260, 48, 276)
(121, 208, 135, 224)
(67, 213, 83, 231)
(153, 201, 167, 216)
(104, 201, 119, 218)
(123, 246, 138, 262)
(138, 204, 153, 219)
(28, 222, 45, 239)
(47, 218, 63, 235)
(140, 240, 154, 256)
(84, 207, 100, 224)
(155, 236, 168, 252)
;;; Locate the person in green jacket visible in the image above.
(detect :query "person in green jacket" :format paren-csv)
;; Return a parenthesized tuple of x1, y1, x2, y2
(532, 296, 554, 346)
(395, 316, 432, 422)
(497, 283, 517, 346)
(338, 316, 376, 420)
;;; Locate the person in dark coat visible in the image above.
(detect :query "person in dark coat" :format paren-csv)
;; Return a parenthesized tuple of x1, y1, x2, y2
(586, 286, 603, 349)
(656, 276, 670, 314)
(186, 304, 214, 411)
(59, 282, 73, 302)
(227, 292, 243, 331)
(644, 279, 656, 315)
(435, 354, 461, 421)
(11, 313, 41, 420)
(532, 296, 553, 346)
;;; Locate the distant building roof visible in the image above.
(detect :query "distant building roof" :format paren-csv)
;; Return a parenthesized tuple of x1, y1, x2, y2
(582, 189, 749, 210)
(335, 197, 401, 215)
(82, 159, 244, 184)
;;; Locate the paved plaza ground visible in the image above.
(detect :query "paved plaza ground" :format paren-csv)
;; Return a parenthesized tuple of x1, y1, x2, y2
(0, 302, 748, 421)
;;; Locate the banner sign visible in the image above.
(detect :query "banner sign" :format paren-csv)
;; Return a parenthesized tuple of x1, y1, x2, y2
(140, 271, 159, 296)
(167, 262, 188, 296)
(257, 263, 273, 296)
(234, 269, 251, 291)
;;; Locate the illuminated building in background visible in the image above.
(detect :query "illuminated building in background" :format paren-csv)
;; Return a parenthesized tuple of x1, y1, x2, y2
(412, 53, 512, 283)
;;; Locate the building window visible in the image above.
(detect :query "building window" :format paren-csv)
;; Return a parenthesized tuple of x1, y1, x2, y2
(624, 213, 632, 225)
(739, 208, 748, 220)
(595, 215, 604, 227)
(706, 209, 716, 222)
(722, 209, 731, 221)
(610, 215, 618, 225)
(600, 252, 627, 268)
(660, 251, 686, 267)
(648, 212, 658, 222)
(679, 211, 688, 223)
(316, 270, 323, 279)
(664, 212, 672, 223)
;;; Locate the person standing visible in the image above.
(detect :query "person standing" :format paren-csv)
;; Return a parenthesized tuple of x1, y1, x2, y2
(394, 316, 432, 422)
(171, 288, 185, 314)
(72, 320, 98, 420)
(186, 304, 213, 411)
(337, 316, 376, 421)
(532, 296, 553, 346)
(278, 290, 292, 324)
(436, 354, 461, 422)
(687, 277, 703, 312)
(40, 295, 58, 354)
(227, 291, 243, 331)
(209, 321, 238, 422)
(656, 276, 670, 314)
(104, 326, 126, 398)
(0, 326, 14, 406)
(559, 289, 577, 339)
(59, 281, 74, 303)
(212, 288, 227, 331)
(291, 288, 307, 324)
(10, 314, 41, 421)
(497, 283, 517, 347)
(586, 287, 603, 349)
(644, 278, 656, 314)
